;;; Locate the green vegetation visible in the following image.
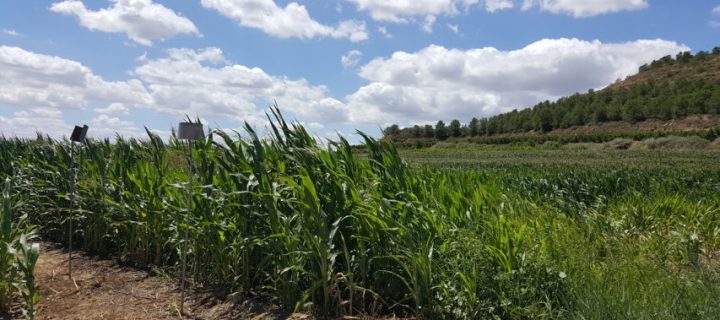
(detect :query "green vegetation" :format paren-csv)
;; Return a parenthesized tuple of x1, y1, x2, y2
(0, 179, 41, 319)
(389, 130, 720, 149)
(384, 48, 720, 144)
(1, 110, 719, 319)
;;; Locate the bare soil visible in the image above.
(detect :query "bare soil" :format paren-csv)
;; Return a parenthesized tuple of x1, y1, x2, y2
(31, 242, 306, 320)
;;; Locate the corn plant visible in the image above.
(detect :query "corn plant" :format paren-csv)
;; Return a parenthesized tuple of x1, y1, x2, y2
(1, 108, 719, 319)
(0, 178, 40, 319)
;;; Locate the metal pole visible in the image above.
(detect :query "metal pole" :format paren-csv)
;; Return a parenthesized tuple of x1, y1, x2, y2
(68, 142, 74, 277)
(180, 141, 192, 315)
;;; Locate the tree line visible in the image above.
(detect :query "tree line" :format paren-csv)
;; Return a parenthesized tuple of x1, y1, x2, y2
(384, 48, 720, 141)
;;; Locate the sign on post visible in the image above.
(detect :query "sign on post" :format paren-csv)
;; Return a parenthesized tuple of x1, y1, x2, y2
(178, 121, 203, 315)
(70, 125, 88, 142)
(178, 122, 204, 141)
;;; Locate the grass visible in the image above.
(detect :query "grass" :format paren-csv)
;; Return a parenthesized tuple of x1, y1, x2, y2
(0, 109, 719, 319)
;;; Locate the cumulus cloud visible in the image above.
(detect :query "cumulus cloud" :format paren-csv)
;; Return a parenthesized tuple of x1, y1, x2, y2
(341, 50, 363, 68)
(90, 114, 146, 137)
(201, 0, 368, 41)
(0, 45, 153, 138)
(348, 0, 461, 22)
(94, 102, 130, 115)
(0, 45, 151, 110)
(348, 0, 477, 32)
(0, 108, 70, 138)
(50, 0, 200, 46)
(521, 0, 648, 17)
(485, 0, 514, 12)
(345, 38, 688, 125)
(447, 24, 460, 34)
(0, 107, 146, 140)
(133, 47, 350, 126)
(350, 0, 646, 23)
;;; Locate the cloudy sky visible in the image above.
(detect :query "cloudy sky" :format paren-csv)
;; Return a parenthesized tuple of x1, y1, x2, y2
(0, 1, 718, 140)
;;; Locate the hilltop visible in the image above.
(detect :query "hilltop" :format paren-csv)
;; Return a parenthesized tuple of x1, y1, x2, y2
(383, 47, 720, 146)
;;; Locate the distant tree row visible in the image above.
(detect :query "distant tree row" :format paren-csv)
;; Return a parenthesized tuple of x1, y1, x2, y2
(639, 47, 720, 72)
(383, 48, 720, 141)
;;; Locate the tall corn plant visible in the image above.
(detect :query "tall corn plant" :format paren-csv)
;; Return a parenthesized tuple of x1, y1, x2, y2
(8, 108, 719, 319)
(0, 178, 40, 319)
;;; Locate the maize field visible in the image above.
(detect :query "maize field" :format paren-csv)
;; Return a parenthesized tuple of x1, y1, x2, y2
(1, 109, 719, 319)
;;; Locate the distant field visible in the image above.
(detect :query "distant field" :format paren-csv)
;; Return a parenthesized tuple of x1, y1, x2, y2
(401, 148, 720, 171)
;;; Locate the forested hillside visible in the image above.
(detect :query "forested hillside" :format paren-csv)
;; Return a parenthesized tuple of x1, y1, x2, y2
(383, 48, 720, 143)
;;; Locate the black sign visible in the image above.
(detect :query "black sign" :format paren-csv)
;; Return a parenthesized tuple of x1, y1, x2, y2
(70, 125, 89, 142)
(178, 122, 204, 141)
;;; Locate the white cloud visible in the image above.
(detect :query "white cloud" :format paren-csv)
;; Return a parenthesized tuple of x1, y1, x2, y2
(348, 0, 516, 23)
(521, 0, 648, 17)
(348, 0, 480, 32)
(350, 0, 645, 21)
(345, 38, 688, 125)
(94, 102, 130, 115)
(90, 114, 145, 137)
(201, 0, 368, 42)
(421, 15, 437, 33)
(712, 5, 720, 16)
(485, 0, 514, 12)
(348, 0, 460, 22)
(341, 50, 363, 68)
(447, 24, 460, 34)
(133, 47, 350, 125)
(0, 45, 151, 110)
(0, 45, 153, 138)
(0, 108, 70, 138)
(1, 29, 20, 36)
(50, 0, 200, 46)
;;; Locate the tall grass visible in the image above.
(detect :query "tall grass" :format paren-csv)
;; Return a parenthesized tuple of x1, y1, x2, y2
(0, 108, 719, 318)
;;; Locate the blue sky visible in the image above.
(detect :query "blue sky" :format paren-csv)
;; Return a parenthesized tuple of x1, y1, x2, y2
(1, 0, 719, 141)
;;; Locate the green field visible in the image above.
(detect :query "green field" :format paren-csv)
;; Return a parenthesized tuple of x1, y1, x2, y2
(1, 116, 719, 319)
(401, 147, 720, 170)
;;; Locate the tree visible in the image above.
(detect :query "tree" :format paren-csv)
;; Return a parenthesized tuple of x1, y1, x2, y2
(469, 117, 479, 136)
(423, 125, 434, 138)
(411, 125, 422, 138)
(383, 124, 400, 137)
(449, 119, 462, 137)
(707, 90, 720, 114)
(435, 121, 449, 140)
(537, 109, 553, 133)
(478, 119, 488, 135)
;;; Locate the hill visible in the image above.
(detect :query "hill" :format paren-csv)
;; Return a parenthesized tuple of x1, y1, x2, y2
(383, 47, 720, 145)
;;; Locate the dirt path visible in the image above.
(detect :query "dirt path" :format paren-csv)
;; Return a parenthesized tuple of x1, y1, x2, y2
(34, 242, 300, 320)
